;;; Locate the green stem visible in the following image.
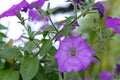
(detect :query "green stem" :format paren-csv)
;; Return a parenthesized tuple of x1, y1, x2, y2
(51, 3, 94, 41)
(48, 16, 59, 32)
(74, 3, 78, 18)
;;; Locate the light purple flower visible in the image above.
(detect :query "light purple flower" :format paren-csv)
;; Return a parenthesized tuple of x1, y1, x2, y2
(105, 16, 120, 34)
(29, 9, 41, 21)
(0, 0, 29, 18)
(29, 0, 47, 9)
(93, 2, 105, 19)
(55, 36, 95, 72)
(100, 71, 112, 80)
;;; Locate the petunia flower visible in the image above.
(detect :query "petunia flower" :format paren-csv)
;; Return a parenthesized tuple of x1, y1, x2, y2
(105, 16, 120, 34)
(0, 0, 29, 18)
(100, 71, 112, 80)
(93, 2, 105, 19)
(29, 0, 47, 9)
(55, 36, 95, 72)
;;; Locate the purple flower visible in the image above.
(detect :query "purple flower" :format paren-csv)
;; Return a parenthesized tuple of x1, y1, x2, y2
(105, 16, 120, 34)
(55, 36, 95, 72)
(93, 2, 105, 19)
(29, 9, 41, 21)
(116, 64, 120, 71)
(100, 71, 112, 80)
(0, 0, 29, 18)
(29, 0, 47, 9)
(73, 0, 81, 3)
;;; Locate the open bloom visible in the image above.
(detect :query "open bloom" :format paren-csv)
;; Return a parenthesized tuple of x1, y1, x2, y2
(55, 36, 95, 72)
(93, 2, 105, 19)
(105, 16, 120, 34)
(0, 0, 28, 18)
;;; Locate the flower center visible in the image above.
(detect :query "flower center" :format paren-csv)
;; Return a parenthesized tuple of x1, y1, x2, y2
(70, 49, 76, 56)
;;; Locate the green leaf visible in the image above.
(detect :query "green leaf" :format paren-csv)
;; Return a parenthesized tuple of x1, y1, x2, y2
(24, 41, 37, 54)
(27, 26, 32, 37)
(20, 57, 39, 80)
(33, 64, 48, 80)
(61, 25, 72, 37)
(44, 25, 56, 32)
(0, 32, 7, 38)
(55, 16, 75, 24)
(0, 69, 19, 80)
(47, 72, 59, 80)
(39, 40, 52, 56)
(0, 24, 7, 30)
(49, 46, 57, 56)
(0, 47, 21, 58)
(35, 31, 42, 35)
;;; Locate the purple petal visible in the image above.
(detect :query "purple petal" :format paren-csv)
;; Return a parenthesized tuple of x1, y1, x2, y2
(55, 36, 95, 72)
(29, 9, 41, 21)
(93, 2, 105, 19)
(100, 71, 112, 80)
(91, 57, 99, 63)
(105, 16, 120, 34)
(73, 0, 81, 3)
(29, 0, 47, 9)
(0, 0, 28, 18)
(116, 64, 120, 71)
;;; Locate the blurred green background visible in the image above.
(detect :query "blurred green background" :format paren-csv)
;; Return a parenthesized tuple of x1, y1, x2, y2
(64, 0, 120, 79)
(78, 0, 120, 78)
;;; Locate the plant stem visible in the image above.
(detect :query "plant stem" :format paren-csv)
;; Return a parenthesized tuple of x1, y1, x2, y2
(48, 16, 59, 32)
